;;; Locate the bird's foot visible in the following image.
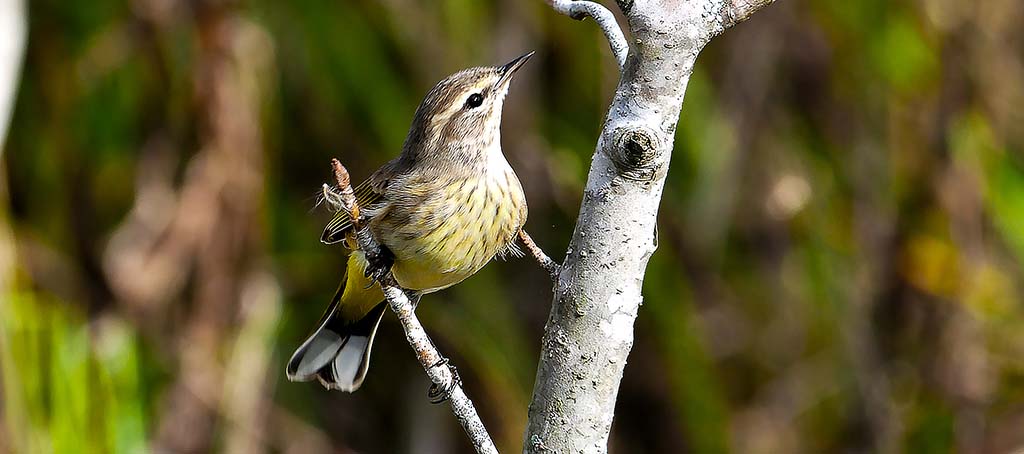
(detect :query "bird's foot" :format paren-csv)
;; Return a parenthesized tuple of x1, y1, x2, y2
(427, 357, 462, 404)
(358, 227, 394, 286)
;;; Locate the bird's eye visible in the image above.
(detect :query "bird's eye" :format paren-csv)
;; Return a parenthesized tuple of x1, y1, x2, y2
(466, 93, 484, 108)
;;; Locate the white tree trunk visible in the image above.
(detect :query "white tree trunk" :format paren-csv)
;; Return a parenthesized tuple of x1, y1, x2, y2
(0, 0, 26, 293)
(525, 1, 775, 452)
(0, 0, 26, 153)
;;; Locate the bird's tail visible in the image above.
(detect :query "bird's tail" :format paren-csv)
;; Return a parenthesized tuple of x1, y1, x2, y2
(286, 283, 386, 392)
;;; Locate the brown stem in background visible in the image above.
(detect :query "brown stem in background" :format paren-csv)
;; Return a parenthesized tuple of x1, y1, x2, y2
(102, 2, 283, 452)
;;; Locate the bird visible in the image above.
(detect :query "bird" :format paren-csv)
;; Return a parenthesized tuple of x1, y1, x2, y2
(286, 52, 534, 392)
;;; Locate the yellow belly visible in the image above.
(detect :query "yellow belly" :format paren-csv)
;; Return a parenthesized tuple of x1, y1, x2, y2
(380, 173, 526, 292)
(338, 170, 527, 322)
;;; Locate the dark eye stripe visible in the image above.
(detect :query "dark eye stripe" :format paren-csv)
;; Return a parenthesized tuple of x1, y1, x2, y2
(466, 93, 484, 108)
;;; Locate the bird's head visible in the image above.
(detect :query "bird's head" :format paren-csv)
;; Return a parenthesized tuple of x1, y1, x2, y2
(403, 52, 534, 163)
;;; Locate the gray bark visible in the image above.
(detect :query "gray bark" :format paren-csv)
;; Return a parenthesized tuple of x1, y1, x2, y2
(525, 1, 776, 452)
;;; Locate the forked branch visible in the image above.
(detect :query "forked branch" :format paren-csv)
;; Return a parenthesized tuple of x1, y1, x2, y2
(328, 159, 498, 454)
(546, 0, 628, 68)
(525, 0, 779, 452)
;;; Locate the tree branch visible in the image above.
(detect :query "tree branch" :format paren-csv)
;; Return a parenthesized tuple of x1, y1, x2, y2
(722, 0, 777, 30)
(519, 230, 560, 280)
(328, 159, 498, 454)
(546, 0, 628, 69)
(525, 1, 777, 452)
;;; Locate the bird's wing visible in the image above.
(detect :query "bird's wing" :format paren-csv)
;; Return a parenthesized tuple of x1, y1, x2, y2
(320, 179, 384, 244)
(321, 157, 409, 245)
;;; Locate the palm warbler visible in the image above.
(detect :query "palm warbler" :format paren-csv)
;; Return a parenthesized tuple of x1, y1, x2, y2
(286, 52, 534, 391)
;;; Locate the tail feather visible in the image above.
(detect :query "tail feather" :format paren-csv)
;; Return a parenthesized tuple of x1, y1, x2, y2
(287, 286, 387, 392)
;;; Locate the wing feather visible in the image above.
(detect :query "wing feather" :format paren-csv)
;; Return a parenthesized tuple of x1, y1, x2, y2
(321, 179, 384, 244)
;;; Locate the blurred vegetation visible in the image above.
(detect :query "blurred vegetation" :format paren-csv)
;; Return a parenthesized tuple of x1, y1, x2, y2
(2, 0, 1024, 453)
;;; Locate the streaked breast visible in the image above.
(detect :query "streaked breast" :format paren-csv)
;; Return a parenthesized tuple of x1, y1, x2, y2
(383, 167, 526, 292)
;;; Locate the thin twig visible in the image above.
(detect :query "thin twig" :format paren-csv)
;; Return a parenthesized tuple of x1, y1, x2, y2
(329, 159, 359, 219)
(546, 0, 628, 69)
(329, 159, 498, 454)
(519, 230, 559, 281)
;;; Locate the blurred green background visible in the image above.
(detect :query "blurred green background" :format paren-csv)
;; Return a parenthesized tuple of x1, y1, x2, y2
(2, 0, 1024, 453)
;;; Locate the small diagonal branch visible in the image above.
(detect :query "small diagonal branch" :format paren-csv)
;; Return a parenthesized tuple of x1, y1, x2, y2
(329, 159, 498, 454)
(519, 230, 559, 281)
(547, 0, 628, 69)
(721, 0, 777, 30)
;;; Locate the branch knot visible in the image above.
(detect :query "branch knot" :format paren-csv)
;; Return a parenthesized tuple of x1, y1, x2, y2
(608, 126, 662, 182)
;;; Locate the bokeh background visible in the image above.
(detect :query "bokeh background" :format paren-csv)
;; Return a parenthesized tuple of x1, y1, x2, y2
(2, 0, 1024, 453)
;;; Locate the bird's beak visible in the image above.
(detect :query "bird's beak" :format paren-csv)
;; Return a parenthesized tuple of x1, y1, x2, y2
(496, 51, 535, 87)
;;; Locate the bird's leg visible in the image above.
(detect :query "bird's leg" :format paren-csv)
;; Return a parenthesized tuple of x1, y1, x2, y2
(427, 356, 462, 404)
(358, 225, 394, 286)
